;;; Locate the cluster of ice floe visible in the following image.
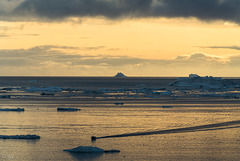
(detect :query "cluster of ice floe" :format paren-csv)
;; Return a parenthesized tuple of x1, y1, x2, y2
(0, 73, 239, 101)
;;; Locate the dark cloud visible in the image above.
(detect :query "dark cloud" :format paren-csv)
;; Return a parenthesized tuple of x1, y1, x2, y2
(0, 0, 239, 23)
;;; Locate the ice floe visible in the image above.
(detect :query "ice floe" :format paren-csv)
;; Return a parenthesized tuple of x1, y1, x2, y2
(63, 146, 120, 153)
(114, 102, 124, 105)
(40, 92, 55, 96)
(0, 135, 40, 139)
(0, 108, 24, 112)
(0, 95, 11, 98)
(57, 107, 81, 111)
(161, 106, 173, 108)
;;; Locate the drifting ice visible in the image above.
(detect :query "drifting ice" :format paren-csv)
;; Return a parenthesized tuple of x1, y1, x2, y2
(0, 135, 40, 140)
(63, 146, 120, 153)
(57, 108, 81, 111)
(0, 108, 24, 112)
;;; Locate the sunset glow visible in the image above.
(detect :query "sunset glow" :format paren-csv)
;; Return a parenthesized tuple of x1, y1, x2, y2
(1, 0, 240, 76)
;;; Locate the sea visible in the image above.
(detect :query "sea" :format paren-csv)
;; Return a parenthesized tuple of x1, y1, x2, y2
(0, 77, 239, 161)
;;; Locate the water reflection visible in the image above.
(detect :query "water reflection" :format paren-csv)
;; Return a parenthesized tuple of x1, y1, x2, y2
(95, 120, 240, 139)
(69, 152, 104, 161)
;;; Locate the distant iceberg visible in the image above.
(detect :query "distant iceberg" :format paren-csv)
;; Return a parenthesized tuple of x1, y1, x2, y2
(169, 74, 237, 90)
(0, 135, 40, 140)
(64, 146, 120, 153)
(114, 72, 127, 78)
(0, 108, 24, 112)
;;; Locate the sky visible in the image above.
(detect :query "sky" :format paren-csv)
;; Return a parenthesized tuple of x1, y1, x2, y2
(1, 0, 240, 76)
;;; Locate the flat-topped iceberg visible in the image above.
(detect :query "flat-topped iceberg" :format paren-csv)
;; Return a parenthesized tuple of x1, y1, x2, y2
(0, 135, 40, 140)
(0, 108, 24, 112)
(64, 146, 120, 153)
(169, 74, 237, 90)
(57, 107, 81, 111)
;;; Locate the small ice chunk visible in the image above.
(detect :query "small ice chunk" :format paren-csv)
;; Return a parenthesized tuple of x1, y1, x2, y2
(104, 149, 121, 153)
(114, 102, 124, 105)
(162, 106, 173, 108)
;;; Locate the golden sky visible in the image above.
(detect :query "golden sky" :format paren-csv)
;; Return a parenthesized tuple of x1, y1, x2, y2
(1, 0, 240, 76)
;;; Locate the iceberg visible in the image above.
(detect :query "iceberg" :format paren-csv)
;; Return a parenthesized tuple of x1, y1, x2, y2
(169, 74, 236, 90)
(64, 146, 120, 153)
(114, 72, 127, 78)
(0, 135, 40, 140)
(0, 108, 24, 112)
(57, 108, 81, 111)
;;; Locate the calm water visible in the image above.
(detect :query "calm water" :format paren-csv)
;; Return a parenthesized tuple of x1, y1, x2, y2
(0, 77, 240, 160)
(0, 103, 239, 161)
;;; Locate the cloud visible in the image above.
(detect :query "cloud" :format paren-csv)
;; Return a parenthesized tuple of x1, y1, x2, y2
(200, 45, 240, 51)
(1, 0, 240, 23)
(81, 46, 106, 51)
(0, 45, 239, 76)
(0, 34, 9, 38)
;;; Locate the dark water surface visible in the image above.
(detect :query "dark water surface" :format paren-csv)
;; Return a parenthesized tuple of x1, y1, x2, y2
(0, 77, 239, 161)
